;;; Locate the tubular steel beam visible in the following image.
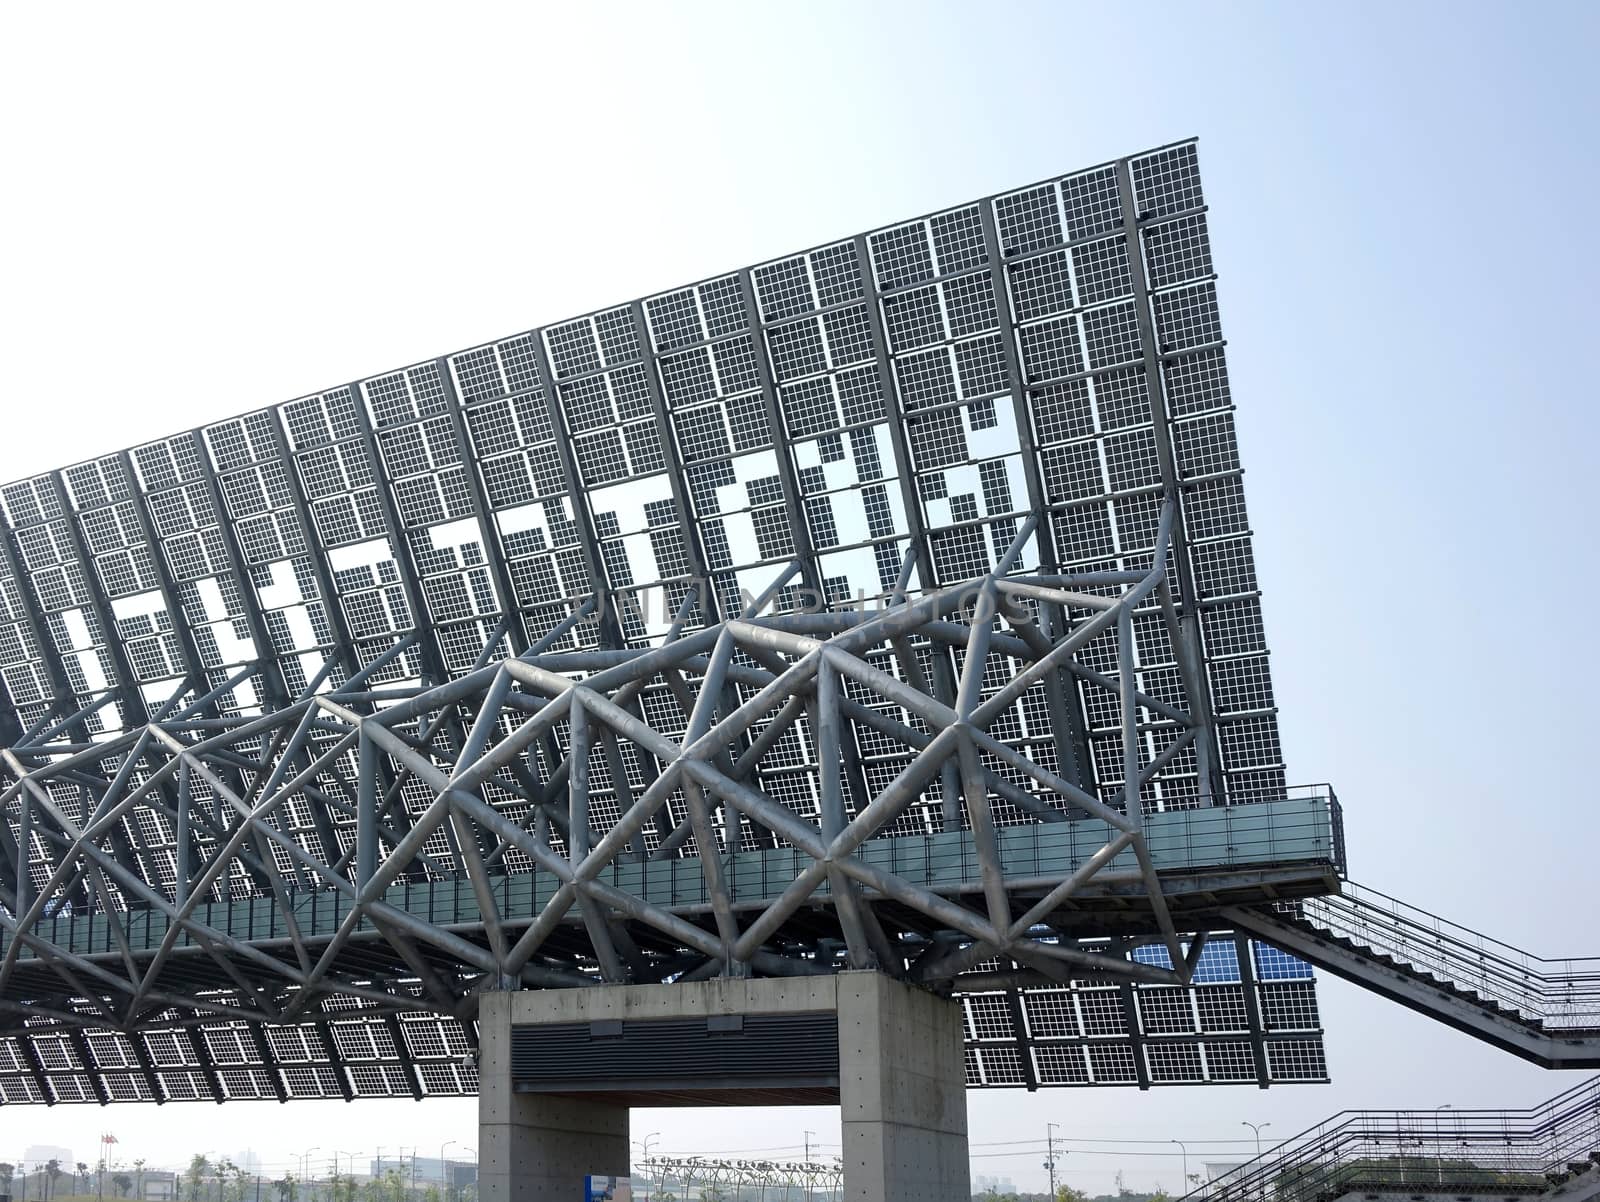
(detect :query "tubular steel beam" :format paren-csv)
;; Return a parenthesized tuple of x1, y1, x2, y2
(976, 203, 1095, 790)
(1112, 158, 1225, 804)
(434, 357, 531, 656)
(337, 385, 450, 685)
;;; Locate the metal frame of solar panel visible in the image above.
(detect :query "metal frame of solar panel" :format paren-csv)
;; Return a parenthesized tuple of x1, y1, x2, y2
(0, 138, 1326, 1103)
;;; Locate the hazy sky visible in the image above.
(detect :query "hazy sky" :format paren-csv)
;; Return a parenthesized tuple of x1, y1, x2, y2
(2, 1, 1597, 1194)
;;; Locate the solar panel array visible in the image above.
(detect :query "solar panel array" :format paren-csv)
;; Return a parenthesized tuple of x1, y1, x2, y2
(0, 140, 1283, 857)
(0, 139, 1329, 1097)
(0, 936, 1324, 1103)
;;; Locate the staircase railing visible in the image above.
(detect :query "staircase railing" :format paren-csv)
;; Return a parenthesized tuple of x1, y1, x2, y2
(1287, 882, 1600, 1030)
(1189, 1074, 1600, 1202)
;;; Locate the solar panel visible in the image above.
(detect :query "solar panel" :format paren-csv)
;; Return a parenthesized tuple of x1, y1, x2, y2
(0, 138, 1282, 812)
(0, 138, 1326, 1098)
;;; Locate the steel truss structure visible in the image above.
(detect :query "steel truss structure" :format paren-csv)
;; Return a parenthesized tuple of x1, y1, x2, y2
(0, 140, 1333, 1103)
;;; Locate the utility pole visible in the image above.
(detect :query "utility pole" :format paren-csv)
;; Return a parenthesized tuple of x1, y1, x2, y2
(1434, 1106, 1451, 1186)
(1045, 1123, 1061, 1200)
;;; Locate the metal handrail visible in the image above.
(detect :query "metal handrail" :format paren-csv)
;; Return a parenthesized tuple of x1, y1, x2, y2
(1287, 883, 1600, 1030)
(1188, 1073, 1600, 1202)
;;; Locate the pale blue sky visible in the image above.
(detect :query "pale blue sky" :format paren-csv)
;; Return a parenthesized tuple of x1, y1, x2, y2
(1, 1, 1596, 1193)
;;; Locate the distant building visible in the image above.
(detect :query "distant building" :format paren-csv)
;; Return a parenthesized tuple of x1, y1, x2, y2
(140, 1172, 178, 1201)
(973, 1175, 1017, 1194)
(367, 1159, 474, 1188)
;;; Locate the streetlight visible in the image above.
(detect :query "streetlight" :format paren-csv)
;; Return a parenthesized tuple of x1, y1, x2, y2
(1241, 1122, 1270, 1160)
(1172, 1141, 1189, 1194)
(1434, 1106, 1452, 1186)
(301, 1150, 320, 1195)
(633, 1134, 660, 1161)
(803, 1134, 816, 1164)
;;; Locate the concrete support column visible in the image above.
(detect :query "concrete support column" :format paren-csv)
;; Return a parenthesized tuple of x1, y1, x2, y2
(478, 991, 630, 1202)
(838, 972, 970, 1202)
(477, 972, 968, 1202)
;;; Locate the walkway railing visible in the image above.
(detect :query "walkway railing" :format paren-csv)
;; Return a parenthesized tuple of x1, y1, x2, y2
(1290, 883, 1600, 1031)
(1189, 1073, 1600, 1202)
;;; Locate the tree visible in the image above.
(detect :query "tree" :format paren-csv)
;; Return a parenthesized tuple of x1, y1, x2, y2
(274, 1177, 297, 1202)
(214, 1159, 243, 1202)
(78, 1165, 91, 1193)
(112, 1177, 132, 1199)
(46, 1161, 63, 1201)
(185, 1160, 210, 1202)
(1058, 1188, 1091, 1202)
(0, 1165, 15, 1196)
(1150, 1191, 1172, 1202)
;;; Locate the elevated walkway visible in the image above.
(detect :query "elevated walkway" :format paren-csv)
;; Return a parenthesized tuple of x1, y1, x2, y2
(1226, 883, 1600, 1069)
(1187, 1073, 1600, 1202)
(0, 793, 1341, 993)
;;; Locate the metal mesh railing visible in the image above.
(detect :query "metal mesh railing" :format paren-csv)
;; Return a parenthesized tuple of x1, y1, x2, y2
(1189, 1073, 1600, 1202)
(1289, 883, 1600, 1031)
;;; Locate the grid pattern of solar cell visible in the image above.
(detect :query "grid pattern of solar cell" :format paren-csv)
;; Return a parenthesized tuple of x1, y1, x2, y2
(0, 937, 1319, 1103)
(0, 140, 1283, 842)
(964, 937, 1326, 1088)
(0, 141, 1318, 1097)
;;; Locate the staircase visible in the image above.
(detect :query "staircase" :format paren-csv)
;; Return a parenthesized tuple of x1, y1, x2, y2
(1187, 1073, 1600, 1202)
(1224, 882, 1600, 1069)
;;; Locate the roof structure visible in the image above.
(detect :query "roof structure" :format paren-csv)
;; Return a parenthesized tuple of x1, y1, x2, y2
(0, 140, 1333, 1103)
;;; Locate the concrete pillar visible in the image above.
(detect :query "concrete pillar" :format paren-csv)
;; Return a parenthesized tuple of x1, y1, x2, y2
(478, 991, 630, 1202)
(838, 972, 969, 1202)
(477, 972, 969, 1202)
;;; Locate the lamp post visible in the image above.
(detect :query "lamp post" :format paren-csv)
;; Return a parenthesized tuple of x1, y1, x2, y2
(1434, 1106, 1451, 1186)
(1172, 1141, 1188, 1194)
(1241, 1122, 1270, 1160)
(301, 1150, 320, 1200)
